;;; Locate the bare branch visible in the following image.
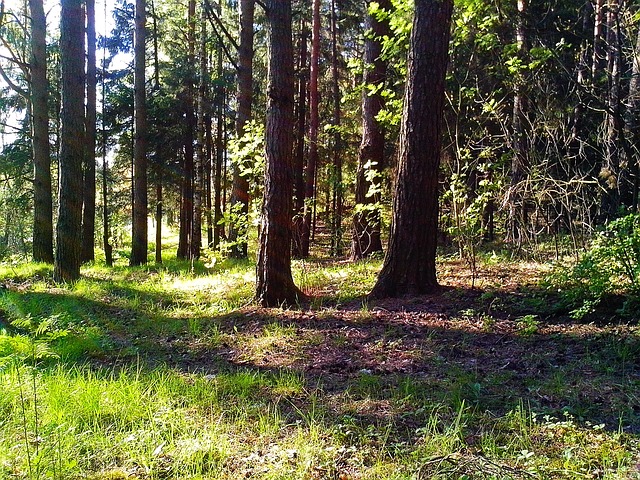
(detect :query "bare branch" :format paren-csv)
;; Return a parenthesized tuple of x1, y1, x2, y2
(0, 63, 28, 98)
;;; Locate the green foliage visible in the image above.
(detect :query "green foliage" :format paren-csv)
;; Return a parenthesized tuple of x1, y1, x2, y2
(546, 214, 640, 319)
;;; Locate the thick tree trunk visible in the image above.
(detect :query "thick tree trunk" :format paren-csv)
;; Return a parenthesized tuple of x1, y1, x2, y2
(54, 0, 85, 282)
(130, 0, 148, 266)
(369, 0, 453, 299)
(29, 0, 53, 264)
(301, 0, 321, 258)
(292, 19, 308, 258)
(351, 0, 391, 260)
(256, 0, 304, 307)
(82, 0, 97, 263)
(228, 0, 254, 258)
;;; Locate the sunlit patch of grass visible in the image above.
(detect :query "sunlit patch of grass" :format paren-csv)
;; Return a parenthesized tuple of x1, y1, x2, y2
(234, 321, 301, 366)
(293, 258, 381, 302)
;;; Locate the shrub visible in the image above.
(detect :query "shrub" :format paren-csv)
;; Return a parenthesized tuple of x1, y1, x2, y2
(546, 213, 640, 319)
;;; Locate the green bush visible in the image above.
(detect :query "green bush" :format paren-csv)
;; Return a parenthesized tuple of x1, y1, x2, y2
(546, 213, 640, 319)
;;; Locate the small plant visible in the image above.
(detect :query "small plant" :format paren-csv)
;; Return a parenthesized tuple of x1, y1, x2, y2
(516, 314, 539, 336)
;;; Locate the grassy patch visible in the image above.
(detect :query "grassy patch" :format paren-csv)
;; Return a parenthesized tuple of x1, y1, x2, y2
(0, 254, 639, 479)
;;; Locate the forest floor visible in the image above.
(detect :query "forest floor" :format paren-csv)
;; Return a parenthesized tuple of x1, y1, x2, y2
(1, 251, 639, 479)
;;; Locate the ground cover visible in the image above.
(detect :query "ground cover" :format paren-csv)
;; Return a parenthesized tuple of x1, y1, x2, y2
(0, 252, 638, 479)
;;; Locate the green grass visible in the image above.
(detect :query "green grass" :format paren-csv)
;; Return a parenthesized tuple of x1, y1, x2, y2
(0, 252, 639, 479)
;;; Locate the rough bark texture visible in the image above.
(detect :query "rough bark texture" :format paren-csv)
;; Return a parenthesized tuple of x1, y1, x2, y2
(256, 0, 304, 307)
(54, 0, 85, 283)
(30, 0, 54, 264)
(130, 0, 148, 266)
(301, 0, 321, 258)
(82, 0, 97, 263)
(369, 0, 453, 299)
(228, 0, 254, 258)
(351, 0, 391, 260)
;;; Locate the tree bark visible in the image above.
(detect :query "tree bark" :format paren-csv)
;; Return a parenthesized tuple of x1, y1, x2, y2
(292, 19, 308, 258)
(214, 4, 224, 249)
(507, 0, 529, 243)
(329, 0, 343, 256)
(54, 0, 85, 282)
(178, 0, 197, 259)
(228, 0, 254, 258)
(351, 0, 391, 260)
(130, 0, 148, 266)
(29, 0, 53, 264)
(301, 0, 321, 258)
(193, 0, 207, 260)
(600, 0, 622, 219)
(81, 0, 97, 263)
(256, 0, 305, 307)
(369, 0, 453, 298)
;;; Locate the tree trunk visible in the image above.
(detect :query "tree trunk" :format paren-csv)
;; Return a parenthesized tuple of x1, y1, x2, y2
(369, 0, 453, 299)
(81, 0, 97, 263)
(178, 0, 197, 259)
(292, 19, 308, 258)
(351, 0, 390, 260)
(206, 113, 214, 246)
(625, 24, 640, 211)
(228, 0, 254, 258)
(301, 0, 321, 258)
(600, 0, 622, 219)
(54, 0, 85, 282)
(329, 0, 343, 257)
(193, 1, 207, 260)
(29, 0, 53, 264)
(256, 0, 305, 307)
(507, 0, 529, 243)
(130, 0, 148, 266)
(155, 164, 163, 263)
(101, 35, 112, 267)
(214, 8, 224, 249)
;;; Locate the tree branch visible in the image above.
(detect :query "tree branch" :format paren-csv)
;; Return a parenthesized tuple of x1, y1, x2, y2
(0, 63, 28, 98)
(202, 0, 238, 51)
(202, 0, 239, 70)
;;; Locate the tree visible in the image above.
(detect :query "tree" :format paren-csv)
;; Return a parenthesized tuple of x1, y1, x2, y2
(228, 0, 255, 258)
(82, 0, 97, 263)
(256, 0, 304, 307)
(300, 0, 321, 258)
(130, 0, 148, 266)
(29, 0, 53, 263)
(370, 0, 453, 298)
(54, 0, 85, 282)
(351, 0, 391, 260)
(177, 0, 197, 260)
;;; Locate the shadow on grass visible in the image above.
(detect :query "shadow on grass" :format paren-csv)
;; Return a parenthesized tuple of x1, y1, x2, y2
(1, 277, 639, 439)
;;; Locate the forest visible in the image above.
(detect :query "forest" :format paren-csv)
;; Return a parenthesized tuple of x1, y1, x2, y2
(0, 0, 639, 478)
